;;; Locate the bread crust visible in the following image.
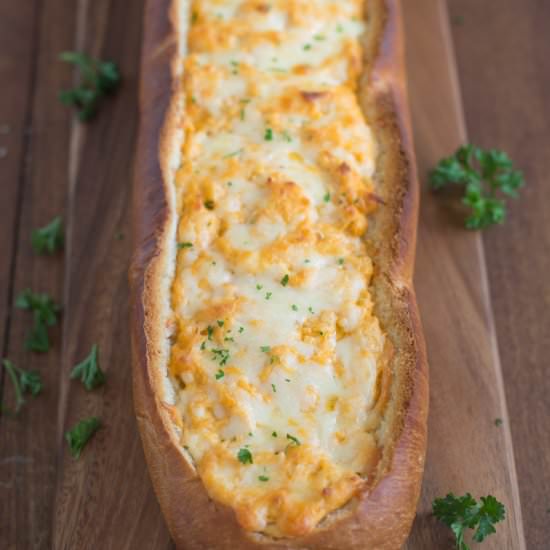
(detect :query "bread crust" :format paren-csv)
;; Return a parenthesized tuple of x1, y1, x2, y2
(130, 1, 428, 548)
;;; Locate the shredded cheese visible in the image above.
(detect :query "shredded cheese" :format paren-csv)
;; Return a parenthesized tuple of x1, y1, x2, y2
(167, 0, 389, 538)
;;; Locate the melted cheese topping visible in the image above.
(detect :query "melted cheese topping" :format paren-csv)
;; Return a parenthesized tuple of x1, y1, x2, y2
(167, 0, 390, 538)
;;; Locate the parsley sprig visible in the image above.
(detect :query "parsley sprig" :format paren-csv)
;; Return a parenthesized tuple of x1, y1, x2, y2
(32, 216, 64, 255)
(70, 344, 105, 390)
(432, 493, 506, 550)
(16, 290, 61, 352)
(59, 52, 120, 121)
(430, 145, 524, 229)
(65, 416, 102, 459)
(1, 359, 43, 413)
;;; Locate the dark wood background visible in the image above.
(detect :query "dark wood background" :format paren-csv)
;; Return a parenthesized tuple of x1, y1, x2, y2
(0, 0, 548, 548)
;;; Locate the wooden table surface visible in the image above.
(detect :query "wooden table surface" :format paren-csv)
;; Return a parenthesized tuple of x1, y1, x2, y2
(0, 1, 548, 548)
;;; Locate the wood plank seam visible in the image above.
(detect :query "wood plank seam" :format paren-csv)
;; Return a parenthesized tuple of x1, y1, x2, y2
(0, 0, 44, 419)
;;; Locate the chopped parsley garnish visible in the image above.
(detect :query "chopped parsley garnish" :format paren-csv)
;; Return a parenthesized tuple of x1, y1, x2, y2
(16, 289, 61, 353)
(70, 344, 105, 391)
(204, 200, 215, 210)
(258, 475, 269, 482)
(272, 431, 278, 437)
(223, 148, 244, 158)
(59, 52, 120, 121)
(285, 378, 291, 382)
(215, 369, 225, 380)
(200, 341, 206, 351)
(191, 11, 198, 24)
(430, 144, 524, 229)
(304, 259, 311, 263)
(432, 493, 506, 550)
(1, 359, 43, 413)
(271, 383, 277, 393)
(177, 242, 193, 249)
(260, 346, 271, 353)
(303, 44, 312, 50)
(495, 418, 503, 427)
(308, 306, 315, 314)
(265, 292, 272, 300)
(207, 326, 214, 340)
(32, 216, 64, 255)
(291, 304, 298, 311)
(211, 348, 230, 366)
(264, 128, 273, 141)
(217, 320, 224, 327)
(282, 130, 292, 142)
(336, 23, 344, 32)
(224, 336, 234, 343)
(238, 326, 244, 333)
(338, 258, 345, 265)
(323, 192, 331, 202)
(314, 34, 325, 41)
(286, 433, 301, 446)
(237, 448, 253, 464)
(280, 274, 289, 286)
(65, 416, 101, 458)
(256, 284, 263, 290)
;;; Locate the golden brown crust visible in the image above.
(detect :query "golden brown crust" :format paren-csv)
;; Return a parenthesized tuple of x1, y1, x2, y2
(130, 0, 428, 548)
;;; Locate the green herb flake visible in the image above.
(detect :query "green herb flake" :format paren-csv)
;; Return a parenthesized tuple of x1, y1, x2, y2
(237, 448, 253, 464)
(70, 344, 105, 391)
(16, 289, 61, 353)
(211, 348, 230, 366)
(256, 284, 263, 290)
(280, 274, 289, 287)
(264, 128, 274, 141)
(32, 216, 64, 255)
(271, 383, 277, 393)
(338, 258, 344, 265)
(265, 292, 273, 300)
(204, 200, 215, 210)
(495, 418, 503, 427)
(217, 320, 224, 327)
(238, 326, 245, 333)
(215, 369, 225, 380)
(291, 304, 298, 312)
(323, 192, 331, 203)
(59, 52, 120, 121)
(207, 326, 214, 340)
(286, 433, 301, 446)
(1, 359, 43, 413)
(65, 416, 102, 459)
(177, 242, 193, 249)
(303, 44, 312, 51)
(259, 475, 269, 482)
(260, 346, 271, 353)
(308, 306, 315, 314)
(223, 148, 244, 159)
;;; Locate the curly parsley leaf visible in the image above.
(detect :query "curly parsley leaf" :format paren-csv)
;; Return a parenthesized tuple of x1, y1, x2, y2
(65, 416, 102, 459)
(70, 344, 105, 391)
(59, 52, 120, 121)
(16, 290, 61, 352)
(432, 492, 505, 550)
(430, 144, 524, 229)
(1, 359, 43, 413)
(32, 216, 64, 255)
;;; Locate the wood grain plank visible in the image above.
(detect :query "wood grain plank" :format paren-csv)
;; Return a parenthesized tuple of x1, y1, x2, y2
(403, 1, 525, 548)
(448, 1, 550, 547)
(52, 0, 172, 548)
(0, 0, 39, 394)
(0, 0, 76, 547)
